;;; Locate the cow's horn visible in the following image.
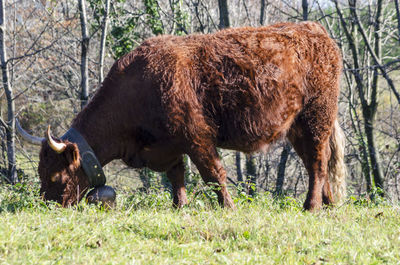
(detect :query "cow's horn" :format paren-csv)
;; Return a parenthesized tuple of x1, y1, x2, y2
(46, 125, 66, 153)
(15, 118, 44, 145)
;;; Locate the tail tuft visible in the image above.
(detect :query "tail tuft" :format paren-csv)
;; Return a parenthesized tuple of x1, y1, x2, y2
(328, 119, 347, 204)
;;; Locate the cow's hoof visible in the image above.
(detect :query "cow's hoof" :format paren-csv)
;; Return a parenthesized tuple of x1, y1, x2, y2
(223, 198, 236, 210)
(303, 198, 322, 212)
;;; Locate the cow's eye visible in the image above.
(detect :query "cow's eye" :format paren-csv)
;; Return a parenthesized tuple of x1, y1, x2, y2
(51, 174, 61, 182)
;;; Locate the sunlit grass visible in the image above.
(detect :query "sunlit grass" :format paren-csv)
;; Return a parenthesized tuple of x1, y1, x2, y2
(0, 183, 399, 264)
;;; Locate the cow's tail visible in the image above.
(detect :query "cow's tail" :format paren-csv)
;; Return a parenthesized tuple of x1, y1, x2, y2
(328, 119, 347, 204)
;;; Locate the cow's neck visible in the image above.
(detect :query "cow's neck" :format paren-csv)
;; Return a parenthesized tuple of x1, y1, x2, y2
(70, 85, 127, 167)
(71, 115, 119, 167)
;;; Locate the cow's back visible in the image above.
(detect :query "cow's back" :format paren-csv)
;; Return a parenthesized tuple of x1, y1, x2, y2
(118, 22, 341, 152)
(189, 22, 340, 152)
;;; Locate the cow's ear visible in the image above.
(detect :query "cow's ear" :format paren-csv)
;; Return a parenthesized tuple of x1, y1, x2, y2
(64, 143, 80, 168)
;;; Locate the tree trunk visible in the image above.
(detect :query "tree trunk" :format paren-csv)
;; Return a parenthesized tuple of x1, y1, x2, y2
(217, 0, 230, 29)
(98, 0, 110, 85)
(334, 0, 379, 193)
(369, 0, 384, 190)
(350, 103, 372, 192)
(246, 154, 257, 196)
(235, 151, 244, 189)
(260, 0, 266, 25)
(275, 143, 291, 195)
(78, 0, 89, 109)
(302, 0, 308, 21)
(0, 0, 17, 184)
(394, 0, 400, 45)
(185, 154, 192, 176)
(349, 0, 385, 191)
(364, 117, 384, 189)
(0, 125, 6, 170)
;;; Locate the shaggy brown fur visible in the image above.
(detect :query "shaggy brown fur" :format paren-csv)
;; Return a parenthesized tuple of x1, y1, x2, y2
(38, 21, 346, 210)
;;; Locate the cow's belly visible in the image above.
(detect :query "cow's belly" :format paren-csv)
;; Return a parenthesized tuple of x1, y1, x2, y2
(123, 143, 182, 172)
(215, 101, 301, 153)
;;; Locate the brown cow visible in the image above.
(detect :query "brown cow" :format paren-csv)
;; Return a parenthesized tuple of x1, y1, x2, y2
(20, 21, 346, 211)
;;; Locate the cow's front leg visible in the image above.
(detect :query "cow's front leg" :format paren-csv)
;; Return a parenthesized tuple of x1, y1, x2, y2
(188, 146, 235, 209)
(167, 159, 188, 208)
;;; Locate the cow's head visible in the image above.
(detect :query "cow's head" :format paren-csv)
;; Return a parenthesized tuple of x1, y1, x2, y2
(17, 120, 90, 206)
(38, 127, 90, 206)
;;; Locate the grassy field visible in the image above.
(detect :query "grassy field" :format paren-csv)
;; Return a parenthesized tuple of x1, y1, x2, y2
(0, 183, 399, 265)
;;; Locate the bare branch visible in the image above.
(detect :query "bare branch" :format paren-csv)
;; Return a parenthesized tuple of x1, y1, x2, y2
(7, 39, 58, 64)
(349, 0, 400, 105)
(0, 116, 8, 131)
(333, 0, 368, 108)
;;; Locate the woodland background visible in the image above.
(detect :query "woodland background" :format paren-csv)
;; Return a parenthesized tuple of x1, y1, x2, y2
(0, 0, 399, 202)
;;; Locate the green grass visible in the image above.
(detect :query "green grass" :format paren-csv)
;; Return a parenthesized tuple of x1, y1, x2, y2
(0, 184, 399, 264)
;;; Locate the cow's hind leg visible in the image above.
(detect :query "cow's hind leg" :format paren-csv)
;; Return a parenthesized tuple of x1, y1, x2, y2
(288, 125, 332, 211)
(167, 158, 188, 208)
(187, 146, 235, 209)
(288, 103, 336, 211)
